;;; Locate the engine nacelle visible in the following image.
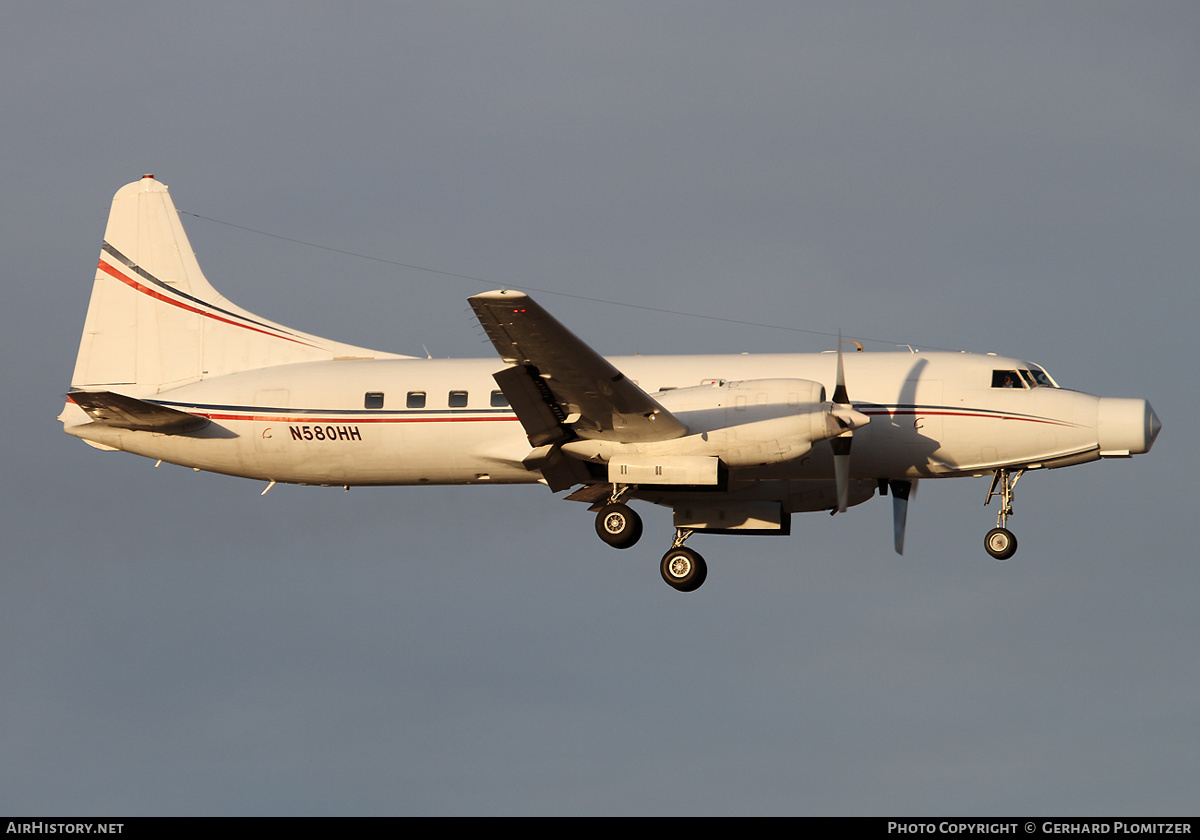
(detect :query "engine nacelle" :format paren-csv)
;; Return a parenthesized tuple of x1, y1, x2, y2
(654, 377, 826, 421)
(559, 378, 869, 484)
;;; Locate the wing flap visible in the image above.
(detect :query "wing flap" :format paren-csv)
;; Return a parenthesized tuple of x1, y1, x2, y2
(492, 364, 570, 448)
(469, 290, 687, 442)
(68, 391, 209, 433)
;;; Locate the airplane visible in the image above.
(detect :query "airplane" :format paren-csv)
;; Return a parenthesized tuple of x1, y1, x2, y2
(60, 175, 1161, 591)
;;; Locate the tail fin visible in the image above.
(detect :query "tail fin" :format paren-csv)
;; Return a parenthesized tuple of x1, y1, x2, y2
(70, 175, 400, 392)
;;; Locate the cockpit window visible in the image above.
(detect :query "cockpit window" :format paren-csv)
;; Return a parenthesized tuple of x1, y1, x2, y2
(1027, 366, 1058, 388)
(993, 366, 1058, 389)
(992, 370, 1025, 389)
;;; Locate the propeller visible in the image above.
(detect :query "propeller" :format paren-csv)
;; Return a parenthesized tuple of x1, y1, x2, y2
(888, 479, 915, 554)
(829, 330, 869, 513)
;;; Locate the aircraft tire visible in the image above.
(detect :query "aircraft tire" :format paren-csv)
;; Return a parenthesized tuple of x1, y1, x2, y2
(595, 503, 643, 549)
(660, 547, 707, 592)
(984, 527, 1018, 560)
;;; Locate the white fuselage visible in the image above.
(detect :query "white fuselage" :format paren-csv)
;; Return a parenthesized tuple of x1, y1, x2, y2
(62, 349, 1153, 493)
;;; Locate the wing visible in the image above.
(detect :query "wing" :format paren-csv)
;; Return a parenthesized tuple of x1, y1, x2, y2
(68, 391, 209, 433)
(469, 290, 688, 445)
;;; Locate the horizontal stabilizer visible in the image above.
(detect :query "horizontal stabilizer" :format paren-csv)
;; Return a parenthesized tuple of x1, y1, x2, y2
(68, 391, 209, 433)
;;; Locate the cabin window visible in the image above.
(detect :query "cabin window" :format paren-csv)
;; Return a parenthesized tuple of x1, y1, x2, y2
(407, 391, 426, 408)
(449, 390, 468, 408)
(364, 392, 385, 409)
(991, 370, 1026, 389)
(490, 390, 509, 407)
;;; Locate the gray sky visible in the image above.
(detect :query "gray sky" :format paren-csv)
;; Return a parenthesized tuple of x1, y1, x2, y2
(3, 2, 1197, 816)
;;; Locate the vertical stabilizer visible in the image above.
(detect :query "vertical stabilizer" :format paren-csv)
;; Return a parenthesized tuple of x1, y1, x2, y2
(71, 175, 399, 392)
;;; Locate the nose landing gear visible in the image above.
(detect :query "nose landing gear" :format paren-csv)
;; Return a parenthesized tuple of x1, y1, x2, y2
(984, 526, 1018, 560)
(984, 468, 1024, 560)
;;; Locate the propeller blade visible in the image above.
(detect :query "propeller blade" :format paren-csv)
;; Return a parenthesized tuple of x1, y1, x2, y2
(832, 437, 851, 512)
(830, 330, 855, 513)
(832, 329, 849, 405)
(889, 479, 912, 554)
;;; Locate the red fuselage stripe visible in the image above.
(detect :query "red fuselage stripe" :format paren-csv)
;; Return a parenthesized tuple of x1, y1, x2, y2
(863, 409, 1076, 428)
(200, 413, 521, 424)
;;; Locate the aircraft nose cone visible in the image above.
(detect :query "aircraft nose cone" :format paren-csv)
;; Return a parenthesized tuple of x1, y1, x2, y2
(1146, 401, 1162, 449)
(1098, 398, 1160, 456)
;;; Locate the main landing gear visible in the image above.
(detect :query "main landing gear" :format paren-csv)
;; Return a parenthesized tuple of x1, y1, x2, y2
(594, 486, 643, 549)
(594, 502, 643, 549)
(593, 488, 708, 591)
(660, 530, 707, 592)
(983, 468, 1024, 560)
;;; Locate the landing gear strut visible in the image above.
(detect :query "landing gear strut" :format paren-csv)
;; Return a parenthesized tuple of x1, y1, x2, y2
(983, 468, 1023, 560)
(660, 529, 707, 592)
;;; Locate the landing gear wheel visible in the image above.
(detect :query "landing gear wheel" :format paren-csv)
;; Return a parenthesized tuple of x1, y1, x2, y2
(660, 547, 708, 592)
(595, 503, 643, 549)
(984, 527, 1018, 560)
